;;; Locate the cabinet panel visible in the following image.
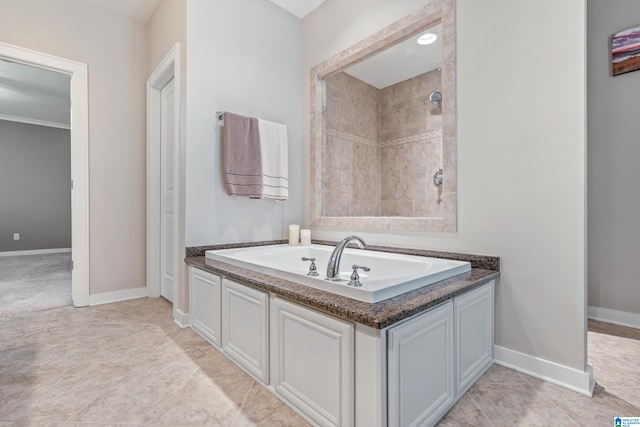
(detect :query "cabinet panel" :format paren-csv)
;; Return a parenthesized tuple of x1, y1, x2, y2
(455, 281, 494, 397)
(190, 267, 221, 347)
(388, 301, 454, 427)
(222, 278, 269, 383)
(271, 297, 353, 427)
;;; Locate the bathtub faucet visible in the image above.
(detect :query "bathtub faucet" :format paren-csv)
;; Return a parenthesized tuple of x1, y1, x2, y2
(325, 236, 366, 281)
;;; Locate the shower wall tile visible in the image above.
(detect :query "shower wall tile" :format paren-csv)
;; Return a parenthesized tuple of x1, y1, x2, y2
(443, 136, 456, 193)
(381, 174, 402, 201)
(351, 200, 380, 216)
(324, 198, 350, 217)
(412, 137, 442, 172)
(380, 70, 440, 114)
(323, 69, 445, 219)
(405, 171, 428, 201)
(381, 200, 413, 217)
(380, 103, 428, 141)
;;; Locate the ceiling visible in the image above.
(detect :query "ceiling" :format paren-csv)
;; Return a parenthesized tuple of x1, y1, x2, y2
(0, 59, 70, 127)
(81, 0, 325, 22)
(345, 24, 443, 89)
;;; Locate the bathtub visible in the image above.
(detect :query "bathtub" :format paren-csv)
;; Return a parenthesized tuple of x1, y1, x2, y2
(205, 244, 471, 303)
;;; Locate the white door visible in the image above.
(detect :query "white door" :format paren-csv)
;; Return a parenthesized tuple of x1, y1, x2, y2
(160, 77, 176, 303)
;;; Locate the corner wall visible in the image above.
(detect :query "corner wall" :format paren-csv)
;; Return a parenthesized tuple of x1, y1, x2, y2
(185, 0, 302, 246)
(0, 0, 149, 295)
(587, 0, 640, 323)
(302, 0, 588, 376)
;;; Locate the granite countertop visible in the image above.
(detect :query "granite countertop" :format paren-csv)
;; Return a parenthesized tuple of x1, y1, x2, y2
(185, 240, 500, 329)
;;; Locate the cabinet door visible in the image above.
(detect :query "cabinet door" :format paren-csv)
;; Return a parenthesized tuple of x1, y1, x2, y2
(388, 301, 454, 427)
(222, 278, 269, 384)
(455, 281, 494, 397)
(190, 267, 221, 347)
(271, 297, 353, 427)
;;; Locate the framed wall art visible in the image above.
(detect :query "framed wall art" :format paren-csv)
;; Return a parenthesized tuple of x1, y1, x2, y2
(612, 25, 640, 76)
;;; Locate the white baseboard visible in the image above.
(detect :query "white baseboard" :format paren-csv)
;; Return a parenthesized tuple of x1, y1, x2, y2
(0, 247, 72, 257)
(588, 306, 640, 330)
(174, 308, 191, 328)
(494, 345, 595, 397)
(89, 287, 148, 306)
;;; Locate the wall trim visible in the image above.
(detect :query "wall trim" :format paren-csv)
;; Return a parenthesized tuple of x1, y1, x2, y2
(0, 248, 72, 257)
(173, 308, 191, 328)
(588, 306, 640, 329)
(494, 345, 595, 397)
(0, 113, 70, 129)
(89, 287, 148, 306)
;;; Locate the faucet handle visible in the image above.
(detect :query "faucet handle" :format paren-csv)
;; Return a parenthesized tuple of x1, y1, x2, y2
(301, 257, 319, 276)
(348, 265, 370, 287)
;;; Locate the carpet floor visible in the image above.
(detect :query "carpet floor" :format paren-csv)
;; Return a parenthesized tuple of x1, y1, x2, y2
(0, 253, 72, 318)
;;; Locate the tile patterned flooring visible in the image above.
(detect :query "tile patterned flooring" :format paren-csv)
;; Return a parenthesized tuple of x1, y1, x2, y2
(0, 298, 637, 426)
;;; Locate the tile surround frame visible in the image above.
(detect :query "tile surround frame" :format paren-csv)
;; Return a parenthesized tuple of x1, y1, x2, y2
(310, 0, 457, 232)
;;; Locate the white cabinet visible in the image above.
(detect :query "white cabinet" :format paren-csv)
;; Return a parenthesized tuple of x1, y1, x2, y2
(190, 267, 221, 347)
(189, 263, 495, 427)
(271, 297, 354, 427)
(455, 281, 494, 397)
(222, 278, 269, 383)
(388, 301, 455, 427)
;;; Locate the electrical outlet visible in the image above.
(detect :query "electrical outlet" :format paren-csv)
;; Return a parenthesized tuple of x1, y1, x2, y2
(13, 233, 19, 241)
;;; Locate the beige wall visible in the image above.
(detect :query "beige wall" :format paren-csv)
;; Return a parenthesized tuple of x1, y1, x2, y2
(303, 0, 587, 371)
(0, 0, 149, 295)
(587, 0, 640, 317)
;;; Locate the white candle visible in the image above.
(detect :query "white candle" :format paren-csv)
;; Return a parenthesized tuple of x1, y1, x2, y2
(300, 229, 311, 246)
(288, 224, 300, 245)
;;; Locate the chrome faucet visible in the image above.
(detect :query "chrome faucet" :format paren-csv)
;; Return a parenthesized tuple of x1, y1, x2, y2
(325, 236, 366, 281)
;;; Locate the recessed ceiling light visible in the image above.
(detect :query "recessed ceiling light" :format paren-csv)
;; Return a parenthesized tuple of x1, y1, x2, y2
(416, 33, 437, 46)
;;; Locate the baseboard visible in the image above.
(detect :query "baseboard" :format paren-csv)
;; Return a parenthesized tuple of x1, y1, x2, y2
(588, 306, 640, 330)
(0, 248, 72, 257)
(494, 345, 595, 397)
(89, 287, 148, 306)
(174, 308, 191, 328)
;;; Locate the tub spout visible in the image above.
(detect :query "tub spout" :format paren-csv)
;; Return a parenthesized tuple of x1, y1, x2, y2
(325, 236, 366, 281)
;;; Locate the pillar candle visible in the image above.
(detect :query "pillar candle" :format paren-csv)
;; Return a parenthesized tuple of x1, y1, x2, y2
(300, 229, 311, 246)
(288, 224, 300, 245)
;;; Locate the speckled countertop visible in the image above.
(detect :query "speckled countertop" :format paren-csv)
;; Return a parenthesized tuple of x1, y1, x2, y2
(185, 241, 500, 329)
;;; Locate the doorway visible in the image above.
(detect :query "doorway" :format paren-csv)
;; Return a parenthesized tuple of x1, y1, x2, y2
(147, 44, 181, 312)
(0, 42, 89, 307)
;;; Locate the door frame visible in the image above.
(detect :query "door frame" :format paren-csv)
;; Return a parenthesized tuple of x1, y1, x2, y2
(0, 42, 90, 306)
(147, 44, 181, 318)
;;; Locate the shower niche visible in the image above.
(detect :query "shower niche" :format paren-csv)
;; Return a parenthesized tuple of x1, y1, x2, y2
(311, 0, 457, 232)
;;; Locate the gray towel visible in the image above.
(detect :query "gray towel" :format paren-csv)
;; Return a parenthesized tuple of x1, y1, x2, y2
(223, 112, 263, 197)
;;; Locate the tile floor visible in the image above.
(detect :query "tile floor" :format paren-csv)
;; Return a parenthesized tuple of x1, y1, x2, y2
(0, 298, 637, 426)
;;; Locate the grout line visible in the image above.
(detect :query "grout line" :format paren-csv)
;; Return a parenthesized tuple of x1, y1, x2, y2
(468, 391, 497, 427)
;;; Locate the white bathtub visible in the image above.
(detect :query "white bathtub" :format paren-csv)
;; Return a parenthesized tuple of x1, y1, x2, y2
(205, 244, 471, 303)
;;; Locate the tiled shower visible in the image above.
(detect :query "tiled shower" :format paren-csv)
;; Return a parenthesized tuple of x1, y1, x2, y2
(322, 69, 443, 217)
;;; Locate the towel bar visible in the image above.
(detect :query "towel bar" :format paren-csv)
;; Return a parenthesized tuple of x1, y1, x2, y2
(216, 111, 224, 120)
